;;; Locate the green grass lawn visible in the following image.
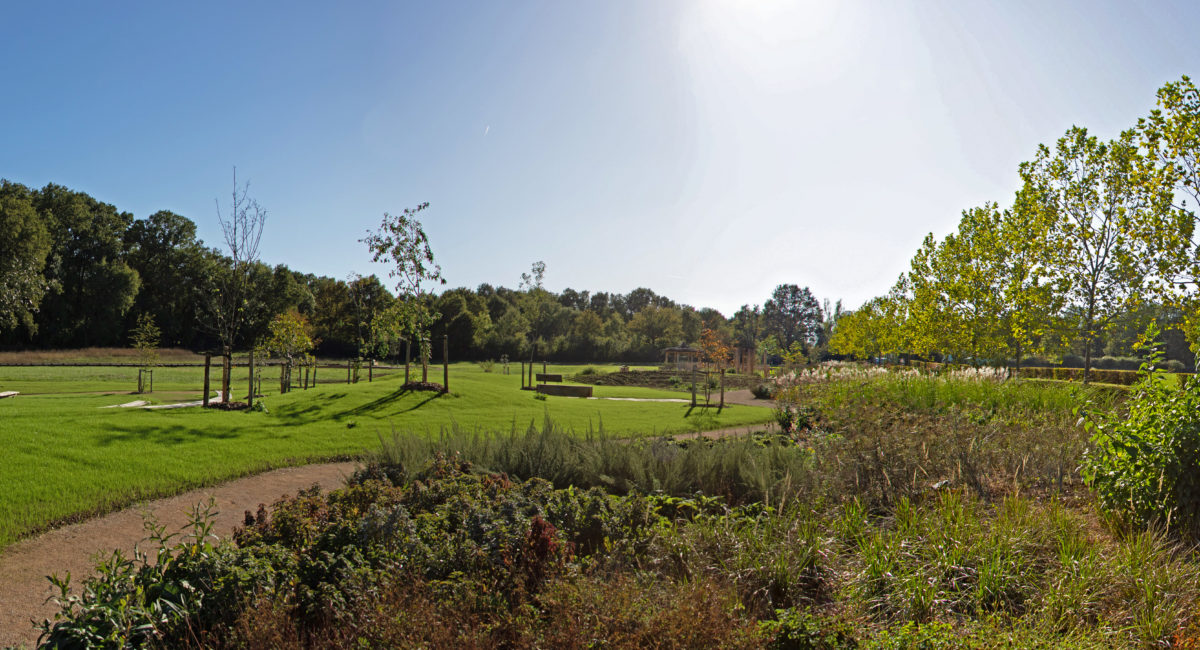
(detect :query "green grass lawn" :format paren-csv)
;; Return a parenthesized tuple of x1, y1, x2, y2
(0, 363, 772, 549)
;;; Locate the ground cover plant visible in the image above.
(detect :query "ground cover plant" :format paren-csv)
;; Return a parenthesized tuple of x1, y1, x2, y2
(0, 363, 772, 550)
(35, 368, 1200, 648)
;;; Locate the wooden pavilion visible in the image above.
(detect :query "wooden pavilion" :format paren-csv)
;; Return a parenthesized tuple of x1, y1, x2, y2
(662, 345, 701, 371)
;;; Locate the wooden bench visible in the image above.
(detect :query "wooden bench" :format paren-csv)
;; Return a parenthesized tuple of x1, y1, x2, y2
(536, 384, 593, 398)
(536, 373, 563, 383)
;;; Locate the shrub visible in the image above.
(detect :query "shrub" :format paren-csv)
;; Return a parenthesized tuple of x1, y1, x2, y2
(1081, 357, 1200, 533)
(1163, 359, 1187, 373)
(578, 366, 598, 376)
(478, 359, 496, 373)
(751, 383, 774, 400)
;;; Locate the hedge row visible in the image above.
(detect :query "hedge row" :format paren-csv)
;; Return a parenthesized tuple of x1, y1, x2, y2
(1018, 366, 1142, 386)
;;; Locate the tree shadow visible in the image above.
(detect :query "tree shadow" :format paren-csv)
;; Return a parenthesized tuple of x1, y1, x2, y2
(96, 423, 243, 447)
(334, 388, 441, 419)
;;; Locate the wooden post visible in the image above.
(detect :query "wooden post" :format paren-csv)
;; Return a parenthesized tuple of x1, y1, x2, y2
(691, 365, 697, 407)
(203, 353, 211, 407)
(719, 366, 725, 408)
(304, 366, 310, 390)
(312, 365, 317, 387)
(520, 361, 526, 389)
(248, 350, 257, 406)
(405, 339, 411, 385)
(443, 334, 449, 392)
(347, 360, 352, 384)
(368, 358, 373, 382)
(221, 346, 231, 404)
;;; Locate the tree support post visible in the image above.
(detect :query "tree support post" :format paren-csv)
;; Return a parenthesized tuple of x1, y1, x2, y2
(443, 334, 449, 392)
(719, 367, 725, 409)
(203, 353, 211, 407)
(222, 346, 232, 404)
(691, 365, 697, 407)
(347, 360, 352, 384)
(405, 339, 411, 384)
(248, 350, 255, 407)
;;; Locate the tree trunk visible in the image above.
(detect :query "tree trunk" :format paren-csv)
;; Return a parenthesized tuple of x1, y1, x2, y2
(221, 346, 231, 403)
(1083, 301, 1096, 384)
(1013, 341, 1021, 380)
(422, 339, 429, 383)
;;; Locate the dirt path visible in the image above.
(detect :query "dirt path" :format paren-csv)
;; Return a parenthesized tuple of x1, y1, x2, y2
(0, 461, 357, 649)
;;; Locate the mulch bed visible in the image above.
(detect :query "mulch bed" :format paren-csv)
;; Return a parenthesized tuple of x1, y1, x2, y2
(206, 401, 249, 411)
(402, 381, 446, 393)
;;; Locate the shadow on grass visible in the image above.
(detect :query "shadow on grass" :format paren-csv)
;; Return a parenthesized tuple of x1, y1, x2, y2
(334, 387, 442, 419)
(97, 423, 243, 446)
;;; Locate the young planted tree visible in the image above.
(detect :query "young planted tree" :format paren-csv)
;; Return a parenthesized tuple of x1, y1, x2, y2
(699, 326, 732, 407)
(347, 273, 394, 380)
(362, 203, 445, 384)
(998, 188, 1066, 376)
(130, 313, 161, 393)
(905, 225, 1004, 366)
(830, 293, 906, 363)
(1021, 127, 1175, 382)
(264, 311, 314, 394)
(206, 168, 267, 400)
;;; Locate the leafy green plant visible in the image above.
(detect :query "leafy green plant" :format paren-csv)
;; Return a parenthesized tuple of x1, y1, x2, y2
(752, 383, 774, 400)
(760, 607, 854, 649)
(1081, 322, 1200, 533)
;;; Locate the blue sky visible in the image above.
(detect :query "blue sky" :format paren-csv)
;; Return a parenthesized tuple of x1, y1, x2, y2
(2, 1, 1198, 316)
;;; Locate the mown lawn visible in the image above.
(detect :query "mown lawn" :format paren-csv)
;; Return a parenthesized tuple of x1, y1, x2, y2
(0, 363, 772, 549)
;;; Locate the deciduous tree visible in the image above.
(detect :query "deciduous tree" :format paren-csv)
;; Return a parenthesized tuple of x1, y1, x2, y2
(362, 202, 445, 382)
(1021, 127, 1175, 381)
(206, 168, 267, 398)
(0, 182, 52, 337)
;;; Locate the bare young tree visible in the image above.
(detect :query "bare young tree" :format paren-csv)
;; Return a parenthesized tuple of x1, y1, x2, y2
(207, 167, 267, 401)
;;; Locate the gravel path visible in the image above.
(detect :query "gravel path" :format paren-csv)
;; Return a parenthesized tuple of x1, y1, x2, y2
(0, 461, 357, 649)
